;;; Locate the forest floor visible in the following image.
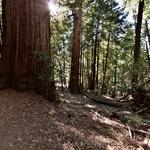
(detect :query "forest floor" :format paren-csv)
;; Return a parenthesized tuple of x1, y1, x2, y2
(0, 89, 149, 150)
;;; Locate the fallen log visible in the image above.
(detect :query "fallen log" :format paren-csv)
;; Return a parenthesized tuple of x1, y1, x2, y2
(83, 92, 134, 108)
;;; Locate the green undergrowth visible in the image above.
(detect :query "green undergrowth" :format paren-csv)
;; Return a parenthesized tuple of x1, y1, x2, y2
(127, 115, 150, 125)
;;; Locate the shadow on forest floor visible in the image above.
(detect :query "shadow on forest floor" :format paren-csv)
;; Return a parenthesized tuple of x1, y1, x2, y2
(0, 89, 149, 150)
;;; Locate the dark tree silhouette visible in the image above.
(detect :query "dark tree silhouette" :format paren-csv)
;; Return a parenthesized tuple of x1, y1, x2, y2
(132, 0, 144, 88)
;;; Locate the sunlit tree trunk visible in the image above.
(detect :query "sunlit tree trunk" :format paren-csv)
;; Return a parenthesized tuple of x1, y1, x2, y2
(132, 0, 144, 88)
(146, 20, 150, 47)
(86, 50, 91, 89)
(80, 42, 84, 91)
(90, 22, 99, 91)
(146, 41, 150, 66)
(96, 40, 100, 92)
(96, 23, 103, 93)
(145, 21, 150, 66)
(69, 0, 82, 93)
(62, 51, 67, 88)
(0, 0, 56, 100)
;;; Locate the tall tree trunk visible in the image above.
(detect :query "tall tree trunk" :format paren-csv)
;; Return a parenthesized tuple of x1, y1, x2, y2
(0, 0, 56, 100)
(146, 41, 150, 67)
(145, 20, 150, 66)
(132, 0, 144, 89)
(0, 0, 12, 89)
(96, 40, 100, 92)
(69, 0, 82, 93)
(96, 23, 103, 93)
(0, 5, 3, 52)
(86, 50, 91, 89)
(101, 23, 112, 95)
(62, 51, 67, 88)
(90, 22, 99, 91)
(146, 20, 150, 46)
(80, 41, 84, 91)
(112, 52, 118, 98)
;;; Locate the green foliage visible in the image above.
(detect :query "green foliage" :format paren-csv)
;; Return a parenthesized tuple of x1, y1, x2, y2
(128, 115, 150, 125)
(50, 0, 149, 95)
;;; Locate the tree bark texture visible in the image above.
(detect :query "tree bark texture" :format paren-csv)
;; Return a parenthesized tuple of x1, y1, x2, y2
(69, 0, 82, 93)
(0, 0, 56, 100)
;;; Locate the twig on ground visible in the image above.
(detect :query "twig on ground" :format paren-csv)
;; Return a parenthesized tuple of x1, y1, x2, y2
(131, 128, 150, 136)
(124, 124, 150, 136)
(135, 107, 148, 115)
(126, 123, 133, 139)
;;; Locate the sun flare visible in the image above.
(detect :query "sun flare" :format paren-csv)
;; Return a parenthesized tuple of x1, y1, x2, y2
(48, 0, 58, 15)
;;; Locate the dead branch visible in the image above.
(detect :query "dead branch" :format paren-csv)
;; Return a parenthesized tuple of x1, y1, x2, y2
(135, 107, 148, 115)
(126, 123, 133, 139)
(131, 128, 150, 136)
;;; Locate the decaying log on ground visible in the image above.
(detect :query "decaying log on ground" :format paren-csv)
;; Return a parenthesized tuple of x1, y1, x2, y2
(83, 92, 133, 108)
(110, 111, 133, 121)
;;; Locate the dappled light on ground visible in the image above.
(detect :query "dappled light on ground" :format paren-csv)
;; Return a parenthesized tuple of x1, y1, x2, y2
(0, 90, 148, 149)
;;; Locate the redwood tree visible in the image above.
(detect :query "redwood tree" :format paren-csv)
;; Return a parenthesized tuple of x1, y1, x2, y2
(0, 0, 56, 100)
(69, 0, 82, 93)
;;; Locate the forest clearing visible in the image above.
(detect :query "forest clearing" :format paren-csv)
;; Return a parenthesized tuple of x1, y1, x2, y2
(0, 0, 150, 149)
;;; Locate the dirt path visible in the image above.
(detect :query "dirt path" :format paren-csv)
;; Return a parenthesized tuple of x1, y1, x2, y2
(0, 89, 146, 150)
